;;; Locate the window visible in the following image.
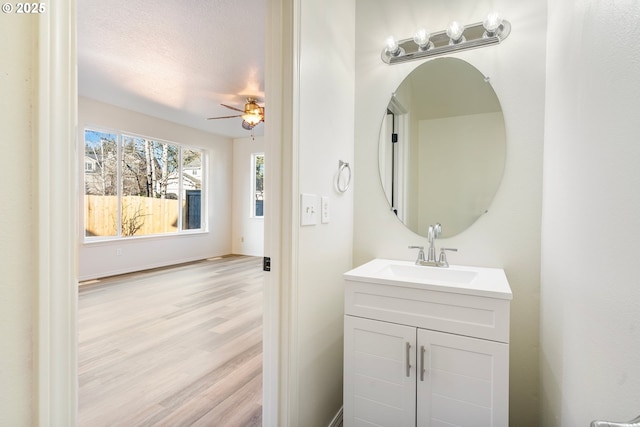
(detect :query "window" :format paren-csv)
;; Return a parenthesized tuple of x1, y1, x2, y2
(182, 149, 202, 229)
(252, 153, 264, 218)
(84, 130, 118, 237)
(83, 128, 205, 240)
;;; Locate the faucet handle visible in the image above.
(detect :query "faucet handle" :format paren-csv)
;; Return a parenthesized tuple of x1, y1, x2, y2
(409, 245, 426, 264)
(438, 247, 457, 268)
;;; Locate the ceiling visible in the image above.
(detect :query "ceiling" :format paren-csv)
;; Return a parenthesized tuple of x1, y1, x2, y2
(77, 0, 266, 139)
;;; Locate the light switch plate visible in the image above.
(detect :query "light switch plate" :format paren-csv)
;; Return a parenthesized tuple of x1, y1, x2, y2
(300, 193, 318, 226)
(321, 196, 330, 224)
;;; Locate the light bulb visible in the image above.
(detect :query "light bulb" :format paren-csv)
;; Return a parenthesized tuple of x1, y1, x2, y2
(446, 21, 466, 44)
(384, 36, 402, 56)
(413, 28, 432, 50)
(483, 12, 503, 34)
(242, 113, 262, 125)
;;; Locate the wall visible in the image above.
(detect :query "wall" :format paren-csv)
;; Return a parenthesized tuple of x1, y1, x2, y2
(232, 136, 265, 256)
(292, 0, 355, 424)
(416, 113, 504, 235)
(0, 15, 36, 426)
(540, 1, 640, 425)
(78, 97, 233, 280)
(354, 0, 546, 425)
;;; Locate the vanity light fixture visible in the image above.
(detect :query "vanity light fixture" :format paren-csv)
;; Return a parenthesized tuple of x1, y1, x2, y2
(483, 12, 503, 36)
(381, 12, 511, 65)
(384, 36, 404, 57)
(413, 28, 433, 51)
(446, 21, 466, 44)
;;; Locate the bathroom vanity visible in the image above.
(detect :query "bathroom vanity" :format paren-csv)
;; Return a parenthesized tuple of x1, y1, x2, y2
(343, 259, 512, 427)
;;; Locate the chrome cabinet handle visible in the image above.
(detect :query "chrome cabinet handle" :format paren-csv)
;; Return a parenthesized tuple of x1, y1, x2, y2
(405, 342, 412, 377)
(420, 345, 426, 381)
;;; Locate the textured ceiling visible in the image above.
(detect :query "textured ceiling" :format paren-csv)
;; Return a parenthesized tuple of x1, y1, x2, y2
(78, 0, 266, 138)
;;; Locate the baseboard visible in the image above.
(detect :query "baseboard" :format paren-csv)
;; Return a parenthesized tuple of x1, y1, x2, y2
(329, 406, 343, 427)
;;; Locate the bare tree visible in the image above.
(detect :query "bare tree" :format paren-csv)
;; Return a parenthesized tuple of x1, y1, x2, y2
(160, 143, 169, 199)
(120, 198, 148, 236)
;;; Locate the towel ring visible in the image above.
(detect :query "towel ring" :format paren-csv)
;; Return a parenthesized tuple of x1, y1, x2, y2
(337, 160, 351, 193)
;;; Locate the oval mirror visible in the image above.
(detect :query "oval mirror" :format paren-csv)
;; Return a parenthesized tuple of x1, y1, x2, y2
(378, 57, 506, 238)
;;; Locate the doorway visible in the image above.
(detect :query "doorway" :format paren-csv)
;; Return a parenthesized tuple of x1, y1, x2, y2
(37, 0, 287, 425)
(76, 3, 269, 423)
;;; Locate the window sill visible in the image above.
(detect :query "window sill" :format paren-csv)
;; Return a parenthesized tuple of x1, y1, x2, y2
(82, 229, 208, 245)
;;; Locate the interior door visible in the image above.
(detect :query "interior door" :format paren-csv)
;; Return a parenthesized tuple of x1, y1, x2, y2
(416, 329, 509, 427)
(344, 316, 417, 427)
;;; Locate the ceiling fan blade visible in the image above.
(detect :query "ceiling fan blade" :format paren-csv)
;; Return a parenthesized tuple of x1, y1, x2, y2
(221, 103, 245, 113)
(207, 114, 242, 120)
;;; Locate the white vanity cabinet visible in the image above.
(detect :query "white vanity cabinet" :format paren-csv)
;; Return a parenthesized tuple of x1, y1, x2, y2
(343, 259, 512, 427)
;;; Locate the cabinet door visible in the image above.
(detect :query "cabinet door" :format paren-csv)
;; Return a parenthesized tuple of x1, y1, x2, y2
(344, 315, 416, 427)
(416, 329, 509, 427)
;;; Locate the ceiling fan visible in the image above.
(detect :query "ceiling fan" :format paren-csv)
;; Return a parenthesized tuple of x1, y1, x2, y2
(207, 97, 265, 130)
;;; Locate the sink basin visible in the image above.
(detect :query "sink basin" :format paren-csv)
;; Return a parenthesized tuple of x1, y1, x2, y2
(344, 258, 512, 299)
(384, 263, 478, 286)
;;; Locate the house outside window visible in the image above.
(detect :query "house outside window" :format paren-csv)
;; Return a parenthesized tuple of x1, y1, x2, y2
(85, 159, 97, 172)
(83, 128, 205, 240)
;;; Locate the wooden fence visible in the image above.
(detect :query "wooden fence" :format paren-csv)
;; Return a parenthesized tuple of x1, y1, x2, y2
(85, 195, 179, 237)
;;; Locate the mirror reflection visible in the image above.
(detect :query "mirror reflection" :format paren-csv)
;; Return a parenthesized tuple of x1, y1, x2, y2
(379, 57, 506, 238)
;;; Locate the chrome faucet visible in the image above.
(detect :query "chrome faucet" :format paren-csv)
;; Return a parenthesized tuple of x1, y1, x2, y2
(426, 223, 441, 264)
(409, 223, 457, 267)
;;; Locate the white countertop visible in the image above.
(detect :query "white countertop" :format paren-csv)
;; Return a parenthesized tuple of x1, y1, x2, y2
(344, 258, 513, 300)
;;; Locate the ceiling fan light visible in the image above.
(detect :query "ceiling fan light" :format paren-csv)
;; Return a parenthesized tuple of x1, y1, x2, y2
(241, 98, 264, 126)
(242, 113, 262, 125)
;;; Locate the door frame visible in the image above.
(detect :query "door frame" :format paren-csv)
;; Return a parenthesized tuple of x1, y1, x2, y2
(37, 1, 291, 425)
(37, 2, 79, 424)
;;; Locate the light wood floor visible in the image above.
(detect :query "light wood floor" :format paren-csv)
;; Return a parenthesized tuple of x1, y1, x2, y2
(78, 255, 263, 427)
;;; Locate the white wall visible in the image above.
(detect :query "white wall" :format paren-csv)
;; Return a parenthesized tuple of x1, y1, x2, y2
(354, 1, 546, 425)
(541, 1, 640, 425)
(0, 16, 35, 427)
(232, 136, 265, 256)
(416, 113, 505, 235)
(292, 0, 355, 425)
(78, 97, 234, 280)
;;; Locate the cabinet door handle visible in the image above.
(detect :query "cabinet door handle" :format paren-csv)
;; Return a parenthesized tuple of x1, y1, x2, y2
(420, 345, 426, 381)
(405, 342, 412, 377)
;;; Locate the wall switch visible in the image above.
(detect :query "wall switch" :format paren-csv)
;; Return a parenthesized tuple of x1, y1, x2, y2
(300, 193, 318, 226)
(321, 196, 330, 224)
(116, 248, 123, 256)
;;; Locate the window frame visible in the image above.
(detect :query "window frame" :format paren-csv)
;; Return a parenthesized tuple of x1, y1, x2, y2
(251, 152, 265, 219)
(82, 127, 207, 242)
